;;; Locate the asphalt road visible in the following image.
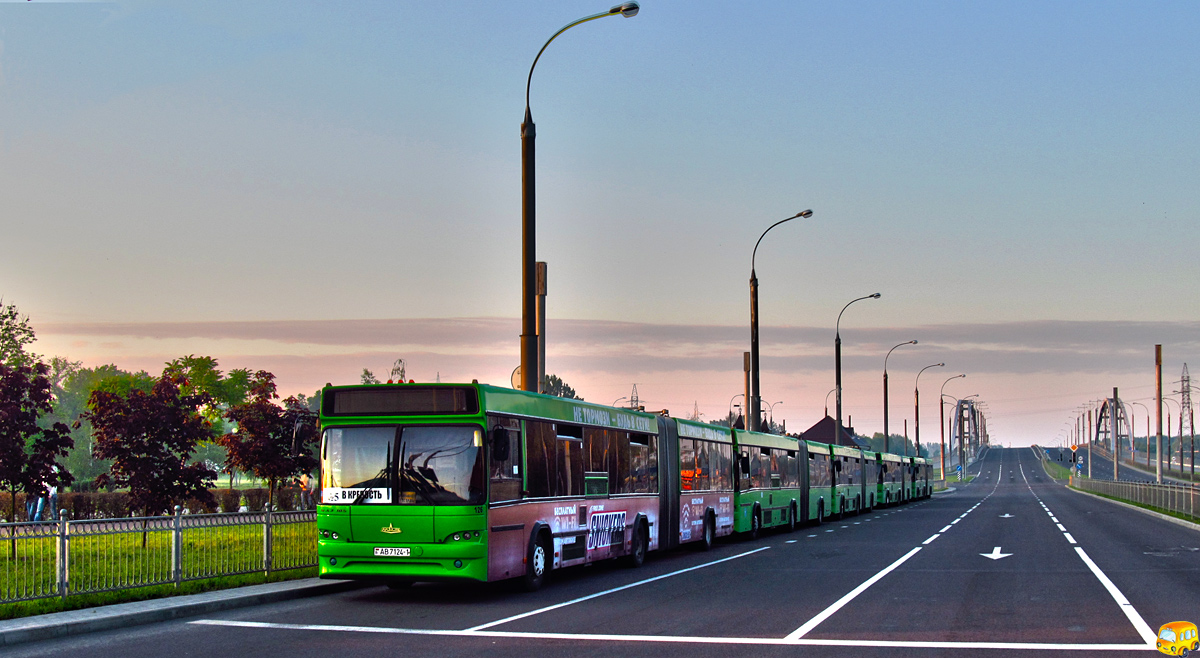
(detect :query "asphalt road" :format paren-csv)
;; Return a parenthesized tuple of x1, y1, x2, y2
(9, 447, 1199, 658)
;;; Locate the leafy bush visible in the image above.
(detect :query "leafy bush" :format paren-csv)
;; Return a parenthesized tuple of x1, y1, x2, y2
(243, 488, 269, 511)
(214, 489, 242, 513)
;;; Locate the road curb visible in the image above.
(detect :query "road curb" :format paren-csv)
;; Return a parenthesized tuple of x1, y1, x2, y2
(1067, 486, 1200, 534)
(0, 578, 366, 648)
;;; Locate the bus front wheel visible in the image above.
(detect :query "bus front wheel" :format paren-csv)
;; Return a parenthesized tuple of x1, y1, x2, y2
(522, 534, 550, 592)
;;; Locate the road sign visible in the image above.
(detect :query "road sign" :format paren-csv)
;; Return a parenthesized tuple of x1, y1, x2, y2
(1071, 445, 1078, 452)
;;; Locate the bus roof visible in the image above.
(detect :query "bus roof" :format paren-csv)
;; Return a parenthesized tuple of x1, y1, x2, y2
(733, 429, 800, 451)
(478, 384, 659, 433)
(676, 418, 734, 444)
(320, 383, 660, 435)
(879, 452, 903, 463)
(805, 441, 830, 455)
(831, 445, 861, 458)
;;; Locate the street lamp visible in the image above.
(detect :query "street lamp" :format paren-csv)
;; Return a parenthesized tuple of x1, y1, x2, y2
(519, 3, 640, 392)
(729, 393, 744, 426)
(883, 340, 917, 453)
(1162, 396, 1179, 472)
(824, 387, 836, 416)
(939, 373, 965, 484)
(765, 400, 783, 431)
(913, 363, 944, 457)
(835, 293, 881, 444)
(749, 210, 813, 431)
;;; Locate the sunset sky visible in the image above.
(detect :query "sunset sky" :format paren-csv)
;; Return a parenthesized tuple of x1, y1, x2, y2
(4, 1, 1198, 446)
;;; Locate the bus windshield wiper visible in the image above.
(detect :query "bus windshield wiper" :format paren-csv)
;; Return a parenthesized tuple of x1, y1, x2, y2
(353, 442, 392, 505)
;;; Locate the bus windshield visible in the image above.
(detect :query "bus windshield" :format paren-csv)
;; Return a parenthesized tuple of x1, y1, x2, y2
(322, 425, 484, 506)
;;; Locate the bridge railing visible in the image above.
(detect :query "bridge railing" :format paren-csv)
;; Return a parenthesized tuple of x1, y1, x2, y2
(0, 507, 316, 605)
(1070, 476, 1199, 522)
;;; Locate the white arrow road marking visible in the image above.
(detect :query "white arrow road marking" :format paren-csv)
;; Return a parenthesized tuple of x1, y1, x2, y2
(981, 546, 1012, 560)
(999, 513, 1014, 518)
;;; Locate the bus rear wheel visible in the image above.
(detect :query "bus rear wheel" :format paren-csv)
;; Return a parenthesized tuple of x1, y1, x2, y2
(522, 534, 550, 592)
(624, 522, 647, 568)
(699, 513, 715, 551)
(749, 508, 762, 540)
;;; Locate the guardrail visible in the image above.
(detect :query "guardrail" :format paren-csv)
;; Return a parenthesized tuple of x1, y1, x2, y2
(1, 508, 316, 605)
(1070, 476, 1199, 522)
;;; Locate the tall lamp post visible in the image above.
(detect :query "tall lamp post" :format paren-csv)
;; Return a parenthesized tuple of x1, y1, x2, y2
(835, 293, 881, 443)
(749, 210, 813, 431)
(1162, 396, 1179, 473)
(913, 363, 944, 457)
(883, 340, 917, 453)
(939, 374, 965, 484)
(519, 3, 640, 392)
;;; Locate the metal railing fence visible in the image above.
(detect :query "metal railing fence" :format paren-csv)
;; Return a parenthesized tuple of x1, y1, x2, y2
(1, 507, 316, 605)
(1071, 476, 1199, 522)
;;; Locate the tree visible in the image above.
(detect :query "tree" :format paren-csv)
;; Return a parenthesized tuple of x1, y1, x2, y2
(84, 370, 217, 524)
(542, 374, 582, 400)
(361, 368, 380, 385)
(0, 361, 73, 554)
(296, 388, 323, 414)
(0, 300, 39, 368)
(46, 364, 152, 488)
(217, 371, 319, 511)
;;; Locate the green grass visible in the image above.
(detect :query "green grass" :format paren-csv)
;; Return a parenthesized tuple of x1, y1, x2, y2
(1041, 459, 1074, 480)
(0, 567, 316, 620)
(1, 519, 315, 620)
(931, 475, 969, 489)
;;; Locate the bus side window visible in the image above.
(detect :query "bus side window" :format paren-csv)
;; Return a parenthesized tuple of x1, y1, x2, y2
(525, 421, 556, 498)
(738, 450, 751, 491)
(487, 416, 522, 503)
(679, 438, 696, 492)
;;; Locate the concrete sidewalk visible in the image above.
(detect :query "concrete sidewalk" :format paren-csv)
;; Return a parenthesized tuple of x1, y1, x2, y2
(0, 578, 364, 648)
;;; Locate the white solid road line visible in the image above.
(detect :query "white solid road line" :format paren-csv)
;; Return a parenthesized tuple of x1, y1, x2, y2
(1022, 450, 1156, 648)
(1074, 547, 1157, 645)
(784, 546, 924, 640)
(465, 546, 771, 631)
(190, 618, 1154, 651)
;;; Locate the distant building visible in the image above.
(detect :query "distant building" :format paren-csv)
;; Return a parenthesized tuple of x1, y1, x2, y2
(799, 415, 869, 449)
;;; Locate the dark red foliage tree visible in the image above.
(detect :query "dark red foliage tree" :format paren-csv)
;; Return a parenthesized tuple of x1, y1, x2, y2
(218, 371, 318, 511)
(84, 370, 216, 522)
(0, 361, 74, 555)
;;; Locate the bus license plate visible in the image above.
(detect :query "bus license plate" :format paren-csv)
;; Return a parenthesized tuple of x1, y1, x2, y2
(373, 547, 410, 557)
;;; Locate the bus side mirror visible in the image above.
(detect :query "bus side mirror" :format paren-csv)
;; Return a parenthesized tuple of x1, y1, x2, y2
(491, 426, 510, 462)
(740, 456, 751, 474)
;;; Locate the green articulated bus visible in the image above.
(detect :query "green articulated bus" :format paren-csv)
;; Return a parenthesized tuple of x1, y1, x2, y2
(316, 382, 925, 590)
(805, 441, 833, 523)
(730, 429, 805, 538)
(831, 444, 864, 518)
(860, 450, 879, 511)
(878, 451, 903, 506)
